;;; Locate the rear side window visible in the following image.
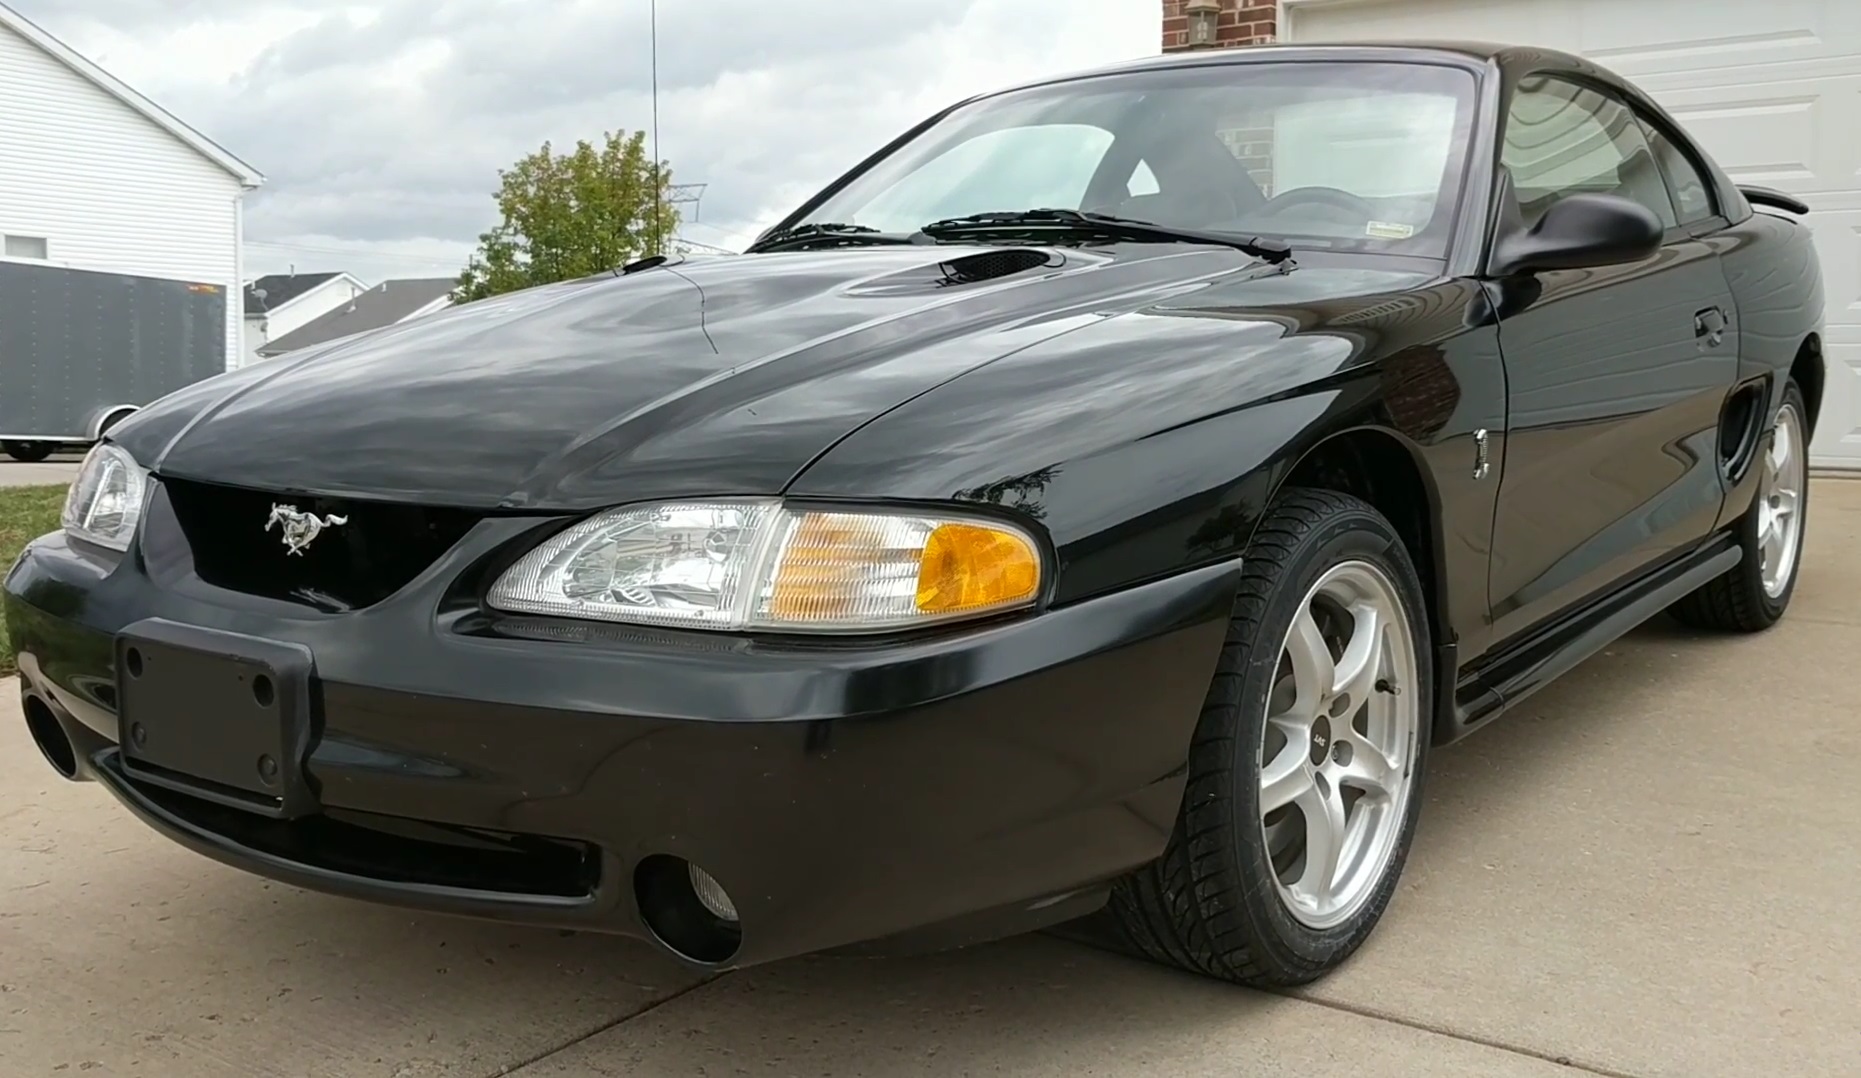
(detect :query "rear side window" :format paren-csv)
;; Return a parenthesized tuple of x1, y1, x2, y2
(1501, 74, 1679, 231)
(1638, 119, 1718, 226)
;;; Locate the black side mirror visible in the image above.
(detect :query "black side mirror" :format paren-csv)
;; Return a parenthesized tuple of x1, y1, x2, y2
(1489, 192, 1664, 277)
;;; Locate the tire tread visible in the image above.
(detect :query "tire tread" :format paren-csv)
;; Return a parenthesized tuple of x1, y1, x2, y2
(1108, 487, 1412, 986)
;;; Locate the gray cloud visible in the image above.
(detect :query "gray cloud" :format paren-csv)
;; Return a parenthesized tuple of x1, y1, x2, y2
(13, 0, 1154, 279)
(20, 0, 274, 28)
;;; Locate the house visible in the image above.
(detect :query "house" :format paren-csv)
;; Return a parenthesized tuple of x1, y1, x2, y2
(1162, 0, 1859, 471)
(256, 277, 458, 359)
(0, 0, 261, 373)
(243, 271, 368, 363)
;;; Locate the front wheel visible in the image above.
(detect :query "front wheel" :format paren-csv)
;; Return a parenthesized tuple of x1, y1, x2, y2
(1108, 488, 1432, 986)
(3, 440, 56, 463)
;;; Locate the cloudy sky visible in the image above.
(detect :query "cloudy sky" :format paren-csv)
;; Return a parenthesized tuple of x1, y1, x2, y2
(15, 0, 1160, 284)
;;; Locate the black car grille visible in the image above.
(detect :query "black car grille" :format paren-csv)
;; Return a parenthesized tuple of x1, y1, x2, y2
(161, 477, 484, 611)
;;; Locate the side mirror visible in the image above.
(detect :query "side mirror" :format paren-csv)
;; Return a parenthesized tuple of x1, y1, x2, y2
(1489, 192, 1663, 277)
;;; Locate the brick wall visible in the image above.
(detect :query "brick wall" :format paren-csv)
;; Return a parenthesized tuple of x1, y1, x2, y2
(1161, 0, 1278, 52)
(1161, 3, 1283, 191)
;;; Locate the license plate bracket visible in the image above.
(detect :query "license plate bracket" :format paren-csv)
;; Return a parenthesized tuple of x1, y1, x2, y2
(116, 618, 318, 819)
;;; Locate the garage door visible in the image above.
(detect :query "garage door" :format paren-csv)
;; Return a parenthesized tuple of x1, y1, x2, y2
(1283, 0, 1861, 469)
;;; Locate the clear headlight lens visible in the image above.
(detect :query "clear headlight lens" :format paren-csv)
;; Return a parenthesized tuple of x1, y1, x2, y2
(488, 500, 1043, 633)
(61, 443, 148, 552)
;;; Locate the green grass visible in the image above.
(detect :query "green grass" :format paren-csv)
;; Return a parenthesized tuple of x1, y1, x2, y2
(0, 484, 68, 677)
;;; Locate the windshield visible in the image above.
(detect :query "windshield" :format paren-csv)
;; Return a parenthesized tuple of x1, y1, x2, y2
(786, 60, 1480, 256)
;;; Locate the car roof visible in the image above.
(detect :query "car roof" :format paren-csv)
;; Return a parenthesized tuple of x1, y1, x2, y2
(993, 40, 1591, 96)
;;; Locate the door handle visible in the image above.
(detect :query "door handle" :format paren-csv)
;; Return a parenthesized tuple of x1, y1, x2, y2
(1695, 306, 1728, 346)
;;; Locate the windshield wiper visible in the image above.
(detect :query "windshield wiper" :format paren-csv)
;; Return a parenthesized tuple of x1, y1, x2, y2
(917, 209, 1294, 265)
(746, 222, 922, 253)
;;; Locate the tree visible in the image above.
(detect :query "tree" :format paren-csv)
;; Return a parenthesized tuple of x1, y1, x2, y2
(454, 130, 680, 302)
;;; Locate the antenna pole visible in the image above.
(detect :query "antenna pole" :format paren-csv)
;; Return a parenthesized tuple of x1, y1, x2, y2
(650, 0, 664, 257)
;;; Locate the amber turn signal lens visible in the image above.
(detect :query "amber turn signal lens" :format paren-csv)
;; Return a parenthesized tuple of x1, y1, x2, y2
(915, 522, 1040, 614)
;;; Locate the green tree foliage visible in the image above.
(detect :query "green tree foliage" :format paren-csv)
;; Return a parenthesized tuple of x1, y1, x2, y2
(455, 130, 680, 302)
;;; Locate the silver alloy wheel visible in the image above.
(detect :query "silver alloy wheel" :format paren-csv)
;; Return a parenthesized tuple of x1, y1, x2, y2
(1259, 560, 1420, 930)
(1759, 403, 1807, 599)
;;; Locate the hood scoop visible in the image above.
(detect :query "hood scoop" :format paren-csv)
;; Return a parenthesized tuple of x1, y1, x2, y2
(938, 247, 1060, 284)
(845, 247, 1063, 297)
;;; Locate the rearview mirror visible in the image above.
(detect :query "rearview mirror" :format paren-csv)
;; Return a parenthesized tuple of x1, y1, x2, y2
(1489, 193, 1663, 277)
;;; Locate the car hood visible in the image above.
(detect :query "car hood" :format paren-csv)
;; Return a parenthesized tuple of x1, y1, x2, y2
(125, 244, 1276, 511)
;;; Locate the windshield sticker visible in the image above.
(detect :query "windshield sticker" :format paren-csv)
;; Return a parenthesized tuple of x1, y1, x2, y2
(1366, 221, 1416, 240)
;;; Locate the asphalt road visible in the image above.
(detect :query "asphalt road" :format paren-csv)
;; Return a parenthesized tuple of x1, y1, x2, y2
(3, 480, 1857, 1077)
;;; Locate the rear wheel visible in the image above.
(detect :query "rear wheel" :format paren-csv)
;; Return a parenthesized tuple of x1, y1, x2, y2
(1670, 380, 1809, 632)
(1108, 488, 1431, 986)
(3, 440, 56, 463)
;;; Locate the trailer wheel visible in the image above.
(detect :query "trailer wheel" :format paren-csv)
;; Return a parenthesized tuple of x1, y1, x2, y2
(3, 441, 56, 463)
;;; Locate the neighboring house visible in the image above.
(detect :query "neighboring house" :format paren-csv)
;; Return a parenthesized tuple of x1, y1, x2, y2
(1161, 0, 1859, 471)
(256, 277, 458, 358)
(0, 0, 262, 373)
(243, 270, 368, 363)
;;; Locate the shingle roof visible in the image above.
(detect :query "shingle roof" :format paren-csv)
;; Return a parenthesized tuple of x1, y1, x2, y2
(243, 272, 341, 314)
(258, 278, 458, 356)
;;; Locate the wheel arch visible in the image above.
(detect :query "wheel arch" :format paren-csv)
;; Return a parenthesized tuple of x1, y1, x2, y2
(1268, 426, 1450, 644)
(1791, 333, 1824, 437)
(1265, 427, 1461, 747)
(87, 404, 140, 442)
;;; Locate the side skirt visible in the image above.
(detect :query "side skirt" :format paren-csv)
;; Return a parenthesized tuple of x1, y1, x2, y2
(1438, 533, 1743, 745)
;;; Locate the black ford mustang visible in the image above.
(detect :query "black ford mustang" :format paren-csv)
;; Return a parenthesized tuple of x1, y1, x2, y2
(5, 42, 1824, 986)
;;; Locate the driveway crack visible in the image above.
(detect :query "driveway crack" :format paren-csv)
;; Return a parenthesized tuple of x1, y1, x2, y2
(484, 975, 717, 1077)
(1275, 991, 1649, 1078)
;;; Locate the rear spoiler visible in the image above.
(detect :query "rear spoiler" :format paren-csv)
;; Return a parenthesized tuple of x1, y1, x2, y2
(1738, 185, 1810, 215)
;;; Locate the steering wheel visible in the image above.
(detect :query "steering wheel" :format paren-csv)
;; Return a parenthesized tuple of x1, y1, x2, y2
(1256, 186, 1377, 219)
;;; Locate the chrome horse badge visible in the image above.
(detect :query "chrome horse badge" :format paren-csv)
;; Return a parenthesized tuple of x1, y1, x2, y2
(266, 503, 348, 556)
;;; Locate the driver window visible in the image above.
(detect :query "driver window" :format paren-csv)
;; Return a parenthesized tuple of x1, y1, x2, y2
(1502, 75, 1678, 232)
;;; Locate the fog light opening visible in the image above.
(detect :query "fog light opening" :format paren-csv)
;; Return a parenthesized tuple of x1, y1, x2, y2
(633, 854, 743, 965)
(23, 695, 78, 780)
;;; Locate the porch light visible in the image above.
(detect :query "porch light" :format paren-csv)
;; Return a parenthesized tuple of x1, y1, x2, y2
(1185, 0, 1223, 48)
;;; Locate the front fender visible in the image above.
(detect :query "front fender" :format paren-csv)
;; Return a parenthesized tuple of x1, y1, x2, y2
(787, 274, 1505, 642)
(784, 307, 1366, 606)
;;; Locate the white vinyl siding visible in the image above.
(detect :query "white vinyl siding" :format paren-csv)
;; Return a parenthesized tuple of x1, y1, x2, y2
(1283, 0, 1861, 470)
(0, 20, 245, 370)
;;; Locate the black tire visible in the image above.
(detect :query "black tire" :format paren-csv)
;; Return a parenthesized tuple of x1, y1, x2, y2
(3, 440, 56, 463)
(1670, 380, 1810, 633)
(1106, 488, 1433, 986)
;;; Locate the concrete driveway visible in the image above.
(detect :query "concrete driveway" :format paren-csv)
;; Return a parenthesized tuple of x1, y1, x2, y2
(0, 454, 82, 488)
(4, 480, 1858, 1077)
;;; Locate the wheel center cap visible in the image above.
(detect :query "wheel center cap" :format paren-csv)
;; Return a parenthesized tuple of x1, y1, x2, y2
(1309, 716, 1332, 767)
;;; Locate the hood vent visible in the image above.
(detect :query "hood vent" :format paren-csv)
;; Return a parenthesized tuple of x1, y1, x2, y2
(937, 248, 1058, 285)
(844, 247, 1062, 298)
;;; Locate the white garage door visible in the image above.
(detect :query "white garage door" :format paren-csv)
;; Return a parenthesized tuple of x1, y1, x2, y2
(1283, 0, 1861, 469)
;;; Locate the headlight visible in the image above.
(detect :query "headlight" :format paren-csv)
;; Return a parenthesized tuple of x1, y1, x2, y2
(487, 500, 1044, 633)
(62, 443, 148, 552)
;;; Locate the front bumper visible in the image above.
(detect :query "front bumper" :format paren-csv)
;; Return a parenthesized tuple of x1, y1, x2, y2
(4, 520, 1238, 969)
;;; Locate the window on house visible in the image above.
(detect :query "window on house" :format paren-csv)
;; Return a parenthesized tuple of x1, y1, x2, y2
(4, 234, 48, 259)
